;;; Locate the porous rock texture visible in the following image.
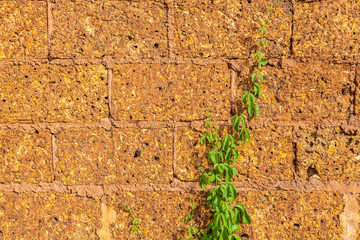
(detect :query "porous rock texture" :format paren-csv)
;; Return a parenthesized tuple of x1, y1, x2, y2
(0, 0, 359, 239)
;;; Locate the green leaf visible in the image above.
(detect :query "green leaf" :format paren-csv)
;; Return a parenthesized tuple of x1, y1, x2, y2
(205, 121, 211, 128)
(216, 141, 222, 149)
(232, 115, 238, 126)
(185, 214, 192, 222)
(257, 72, 264, 83)
(265, 18, 270, 24)
(209, 174, 216, 183)
(253, 104, 259, 119)
(232, 234, 242, 240)
(235, 204, 251, 224)
(251, 73, 257, 82)
(200, 135, 206, 145)
(242, 92, 248, 104)
(222, 135, 230, 152)
(225, 148, 231, 162)
(234, 116, 240, 132)
(231, 225, 241, 233)
(259, 27, 266, 35)
(232, 149, 239, 162)
(229, 184, 237, 203)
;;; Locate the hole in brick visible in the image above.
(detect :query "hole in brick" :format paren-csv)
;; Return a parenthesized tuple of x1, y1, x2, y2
(307, 166, 319, 179)
(35, 130, 39, 134)
(241, 234, 249, 240)
(128, 36, 134, 40)
(144, 142, 149, 147)
(154, 156, 160, 161)
(24, 75, 28, 78)
(130, 116, 133, 120)
(134, 45, 138, 49)
(170, 98, 175, 102)
(154, 43, 159, 48)
(294, 223, 300, 228)
(134, 150, 141, 158)
(53, 216, 59, 221)
(156, 87, 162, 91)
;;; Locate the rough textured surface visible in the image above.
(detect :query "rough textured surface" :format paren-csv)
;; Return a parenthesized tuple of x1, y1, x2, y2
(236, 62, 351, 121)
(238, 191, 343, 239)
(0, 0, 47, 59)
(296, 127, 360, 181)
(355, 65, 360, 117)
(293, 0, 360, 58)
(175, 126, 294, 181)
(0, 64, 108, 123)
(0, 193, 100, 239)
(56, 128, 173, 185)
(174, 0, 292, 58)
(113, 64, 230, 121)
(105, 191, 209, 240)
(0, 129, 53, 183)
(51, 0, 168, 59)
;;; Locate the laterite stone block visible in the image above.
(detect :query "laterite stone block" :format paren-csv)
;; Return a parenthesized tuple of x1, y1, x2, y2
(0, 64, 108, 122)
(0, 0, 47, 58)
(105, 192, 209, 239)
(56, 128, 173, 185)
(112, 64, 230, 121)
(238, 191, 343, 239)
(236, 63, 351, 121)
(174, 0, 292, 58)
(175, 125, 293, 181)
(355, 65, 360, 117)
(51, 0, 168, 58)
(293, 0, 360, 58)
(0, 129, 53, 183)
(296, 127, 360, 181)
(0, 193, 100, 239)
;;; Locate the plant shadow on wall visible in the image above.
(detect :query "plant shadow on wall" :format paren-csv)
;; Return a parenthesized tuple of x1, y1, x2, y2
(182, 1, 281, 240)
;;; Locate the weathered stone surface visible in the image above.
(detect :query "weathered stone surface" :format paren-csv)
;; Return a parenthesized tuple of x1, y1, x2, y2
(236, 63, 351, 121)
(113, 64, 230, 121)
(355, 65, 360, 117)
(174, 0, 292, 58)
(0, 193, 100, 239)
(105, 191, 209, 239)
(56, 128, 173, 185)
(51, 0, 168, 58)
(238, 191, 343, 239)
(296, 127, 360, 181)
(293, 0, 360, 58)
(0, 129, 53, 183)
(0, 0, 47, 58)
(175, 125, 293, 181)
(0, 64, 108, 122)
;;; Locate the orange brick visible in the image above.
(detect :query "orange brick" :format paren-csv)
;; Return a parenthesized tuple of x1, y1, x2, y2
(51, 0, 168, 58)
(0, 0, 47, 58)
(293, 0, 360, 58)
(112, 64, 230, 121)
(237, 63, 351, 121)
(296, 127, 360, 181)
(0, 193, 100, 239)
(175, 125, 293, 181)
(56, 127, 173, 185)
(105, 191, 209, 239)
(0, 129, 53, 183)
(355, 65, 360, 117)
(238, 191, 343, 239)
(174, 0, 292, 58)
(0, 64, 108, 123)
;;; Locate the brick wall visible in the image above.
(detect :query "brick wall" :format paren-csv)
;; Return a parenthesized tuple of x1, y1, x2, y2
(0, 0, 360, 239)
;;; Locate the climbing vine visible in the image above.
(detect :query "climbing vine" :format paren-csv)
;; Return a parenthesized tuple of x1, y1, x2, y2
(182, 1, 280, 239)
